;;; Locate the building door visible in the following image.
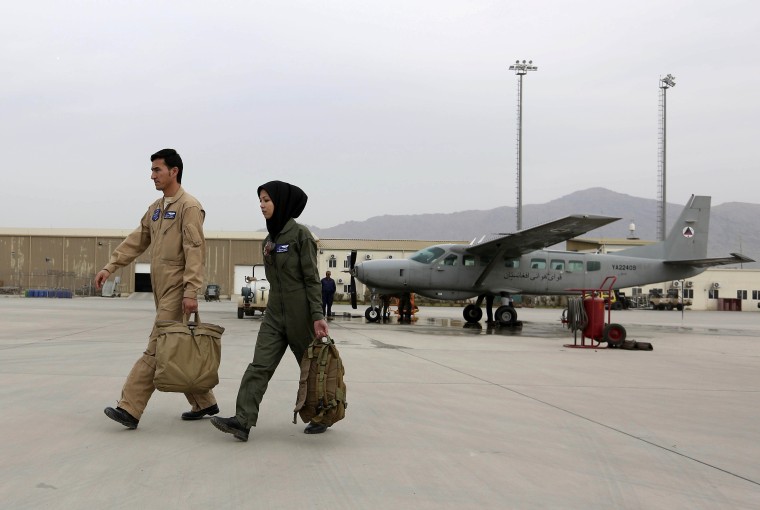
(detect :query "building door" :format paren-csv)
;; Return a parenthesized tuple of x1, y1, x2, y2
(134, 263, 151, 292)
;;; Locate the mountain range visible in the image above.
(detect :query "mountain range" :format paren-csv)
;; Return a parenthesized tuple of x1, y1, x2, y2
(309, 188, 759, 267)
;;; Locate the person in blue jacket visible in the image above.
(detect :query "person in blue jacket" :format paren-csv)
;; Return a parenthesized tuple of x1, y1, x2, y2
(321, 271, 337, 317)
(212, 181, 329, 442)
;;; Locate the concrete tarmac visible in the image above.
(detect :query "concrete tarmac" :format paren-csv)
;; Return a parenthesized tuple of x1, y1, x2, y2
(1, 297, 759, 509)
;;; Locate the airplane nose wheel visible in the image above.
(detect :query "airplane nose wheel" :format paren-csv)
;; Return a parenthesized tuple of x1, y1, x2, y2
(463, 304, 483, 323)
(494, 305, 518, 326)
(365, 306, 381, 322)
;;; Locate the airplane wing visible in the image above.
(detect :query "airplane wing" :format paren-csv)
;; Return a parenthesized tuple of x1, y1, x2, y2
(468, 214, 619, 287)
(664, 252, 755, 268)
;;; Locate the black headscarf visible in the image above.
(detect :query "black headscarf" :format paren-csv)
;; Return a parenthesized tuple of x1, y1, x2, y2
(257, 180, 308, 240)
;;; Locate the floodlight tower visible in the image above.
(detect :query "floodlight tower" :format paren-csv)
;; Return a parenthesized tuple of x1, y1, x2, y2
(657, 73, 676, 241)
(509, 59, 538, 231)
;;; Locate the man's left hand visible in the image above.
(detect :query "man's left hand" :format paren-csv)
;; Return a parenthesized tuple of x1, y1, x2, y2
(183, 297, 198, 315)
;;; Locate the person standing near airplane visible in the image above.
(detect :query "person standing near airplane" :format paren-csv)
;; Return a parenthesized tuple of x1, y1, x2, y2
(321, 270, 336, 317)
(211, 180, 329, 441)
(96, 148, 219, 429)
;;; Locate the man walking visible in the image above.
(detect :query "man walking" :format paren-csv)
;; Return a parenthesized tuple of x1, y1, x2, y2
(321, 270, 336, 317)
(95, 148, 219, 429)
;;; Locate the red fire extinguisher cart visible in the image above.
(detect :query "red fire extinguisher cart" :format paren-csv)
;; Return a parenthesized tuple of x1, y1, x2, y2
(563, 276, 627, 348)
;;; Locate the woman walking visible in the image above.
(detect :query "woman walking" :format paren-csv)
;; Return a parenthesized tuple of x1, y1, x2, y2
(211, 181, 329, 442)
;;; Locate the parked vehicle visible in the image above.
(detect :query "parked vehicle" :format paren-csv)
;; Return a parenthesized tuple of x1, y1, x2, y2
(648, 287, 691, 311)
(204, 284, 221, 302)
(238, 276, 269, 319)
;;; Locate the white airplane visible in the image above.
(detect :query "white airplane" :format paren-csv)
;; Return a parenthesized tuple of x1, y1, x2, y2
(348, 195, 753, 325)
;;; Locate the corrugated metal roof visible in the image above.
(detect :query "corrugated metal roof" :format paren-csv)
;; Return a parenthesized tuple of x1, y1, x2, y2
(0, 227, 268, 240)
(316, 238, 467, 251)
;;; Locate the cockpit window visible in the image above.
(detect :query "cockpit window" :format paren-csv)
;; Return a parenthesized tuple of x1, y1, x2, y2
(410, 247, 445, 264)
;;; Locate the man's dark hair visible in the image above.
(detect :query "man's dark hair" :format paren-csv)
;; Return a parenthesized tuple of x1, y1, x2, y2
(151, 148, 183, 183)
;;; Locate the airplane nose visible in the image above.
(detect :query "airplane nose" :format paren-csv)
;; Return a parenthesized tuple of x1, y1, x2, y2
(354, 262, 364, 282)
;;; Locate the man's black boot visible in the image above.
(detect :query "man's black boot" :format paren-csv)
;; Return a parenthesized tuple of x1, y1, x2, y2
(181, 403, 220, 421)
(104, 407, 139, 429)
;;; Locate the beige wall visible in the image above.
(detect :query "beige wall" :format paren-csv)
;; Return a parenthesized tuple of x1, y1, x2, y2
(0, 232, 265, 298)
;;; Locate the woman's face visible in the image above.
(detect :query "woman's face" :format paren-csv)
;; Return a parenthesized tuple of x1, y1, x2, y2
(259, 189, 274, 219)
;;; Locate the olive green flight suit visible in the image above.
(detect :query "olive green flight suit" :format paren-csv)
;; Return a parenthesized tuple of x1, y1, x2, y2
(103, 187, 216, 419)
(235, 219, 324, 428)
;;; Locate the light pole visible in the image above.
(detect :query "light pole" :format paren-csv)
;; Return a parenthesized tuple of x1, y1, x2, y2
(509, 59, 538, 231)
(657, 73, 676, 241)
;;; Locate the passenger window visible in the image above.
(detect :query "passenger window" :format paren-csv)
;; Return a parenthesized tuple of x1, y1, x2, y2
(442, 254, 458, 266)
(463, 255, 476, 267)
(550, 260, 565, 271)
(530, 258, 546, 270)
(504, 258, 520, 268)
(568, 260, 584, 272)
(587, 261, 601, 272)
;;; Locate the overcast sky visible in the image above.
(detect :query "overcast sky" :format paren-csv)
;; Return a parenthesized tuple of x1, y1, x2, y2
(2, 0, 758, 232)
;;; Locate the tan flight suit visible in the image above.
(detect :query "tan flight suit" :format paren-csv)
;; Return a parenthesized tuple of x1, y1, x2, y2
(103, 186, 216, 419)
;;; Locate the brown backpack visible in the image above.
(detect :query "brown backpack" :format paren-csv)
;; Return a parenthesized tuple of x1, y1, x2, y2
(293, 336, 347, 427)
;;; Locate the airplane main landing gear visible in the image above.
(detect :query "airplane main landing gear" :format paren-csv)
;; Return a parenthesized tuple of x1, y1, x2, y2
(463, 304, 483, 323)
(494, 305, 518, 326)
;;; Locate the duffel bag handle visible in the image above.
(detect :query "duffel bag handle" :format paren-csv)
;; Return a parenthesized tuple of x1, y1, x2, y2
(183, 311, 202, 327)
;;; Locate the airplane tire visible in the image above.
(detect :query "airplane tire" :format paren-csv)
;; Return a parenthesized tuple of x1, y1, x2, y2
(365, 306, 380, 322)
(463, 304, 482, 323)
(237, 308, 244, 319)
(494, 305, 517, 325)
(603, 323, 627, 347)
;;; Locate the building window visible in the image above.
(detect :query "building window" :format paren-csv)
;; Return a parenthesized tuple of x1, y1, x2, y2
(708, 289, 719, 299)
(682, 288, 693, 299)
(587, 261, 601, 272)
(343, 285, 351, 293)
(632, 287, 643, 296)
(328, 258, 337, 268)
(753, 290, 760, 300)
(344, 258, 350, 269)
(737, 290, 748, 300)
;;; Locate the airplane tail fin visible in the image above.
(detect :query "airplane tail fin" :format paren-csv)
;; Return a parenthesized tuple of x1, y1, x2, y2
(618, 195, 710, 261)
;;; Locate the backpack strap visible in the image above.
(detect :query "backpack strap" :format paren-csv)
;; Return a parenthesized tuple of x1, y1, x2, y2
(293, 339, 319, 424)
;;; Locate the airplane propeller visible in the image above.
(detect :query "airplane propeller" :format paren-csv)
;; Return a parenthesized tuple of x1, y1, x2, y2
(349, 250, 357, 309)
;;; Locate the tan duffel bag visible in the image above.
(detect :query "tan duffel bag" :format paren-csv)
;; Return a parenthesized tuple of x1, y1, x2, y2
(154, 312, 224, 393)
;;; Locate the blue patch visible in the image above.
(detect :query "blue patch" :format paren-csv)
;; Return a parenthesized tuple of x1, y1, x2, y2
(151, 208, 161, 221)
(275, 244, 289, 253)
(164, 211, 177, 219)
